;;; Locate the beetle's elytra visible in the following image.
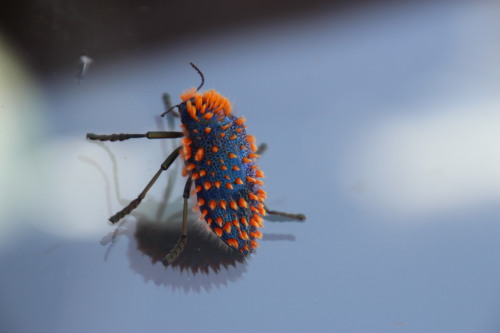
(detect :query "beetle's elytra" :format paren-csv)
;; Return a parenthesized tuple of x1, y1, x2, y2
(177, 87, 266, 255)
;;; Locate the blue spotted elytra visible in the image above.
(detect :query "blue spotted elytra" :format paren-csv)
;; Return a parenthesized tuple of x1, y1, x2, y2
(87, 63, 305, 264)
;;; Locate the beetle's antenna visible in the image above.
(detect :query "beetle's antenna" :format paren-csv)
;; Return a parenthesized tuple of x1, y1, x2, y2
(190, 62, 204, 91)
(161, 63, 204, 117)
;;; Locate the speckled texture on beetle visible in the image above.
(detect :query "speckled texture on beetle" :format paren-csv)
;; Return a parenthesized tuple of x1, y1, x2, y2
(178, 88, 266, 254)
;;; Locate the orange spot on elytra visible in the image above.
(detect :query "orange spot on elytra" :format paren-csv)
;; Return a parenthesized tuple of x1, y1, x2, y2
(246, 176, 257, 183)
(246, 136, 257, 152)
(223, 222, 232, 233)
(254, 214, 264, 226)
(220, 200, 227, 209)
(219, 132, 225, 138)
(235, 178, 244, 185)
(186, 101, 197, 120)
(204, 127, 212, 134)
(230, 201, 238, 210)
(242, 157, 251, 164)
(226, 238, 239, 248)
(249, 192, 258, 201)
(238, 197, 248, 208)
(250, 231, 263, 239)
(183, 147, 192, 160)
(229, 134, 237, 140)
(236, 117, 246, 125)
(200, 169, 207, 177)
(240, 217, 248, 226)
(221, 165, 228, 171)
(228, 153, 237, 159)
(256, 170, 265, 178)
(182, 137, 192, 160)
(238, 231, 249, 240)
(232, 165, 240, 171)
(258, 203, 266, 215)
(215, 217, 223, 226)
(209, 200, 217, 210)
(211, 146, 219, 153)
(214, 227, 223, 237)
(195, 148, 204, 162)
(180, 87, 197, 101)
(250, 217, 259, 227)
(195, 95, 203, 109)
(204, 181, 212, 190)
(226, 183, 233, 189)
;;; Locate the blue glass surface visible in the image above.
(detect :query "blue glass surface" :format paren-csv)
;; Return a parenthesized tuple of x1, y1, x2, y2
(1, 1, 500, 332)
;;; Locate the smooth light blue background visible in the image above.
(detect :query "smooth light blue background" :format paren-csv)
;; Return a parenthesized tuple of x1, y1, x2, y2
(1, 1, 500, 332)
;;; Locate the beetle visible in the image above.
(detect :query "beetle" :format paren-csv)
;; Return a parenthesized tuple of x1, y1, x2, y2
(87, 63, 305, 264)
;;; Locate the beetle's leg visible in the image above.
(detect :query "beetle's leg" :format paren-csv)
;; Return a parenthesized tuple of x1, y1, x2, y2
(108, 146, 181, 223)
(86, 131, 183, 142)
(163, 176, 193, 264)
(264, 205, 306, 221)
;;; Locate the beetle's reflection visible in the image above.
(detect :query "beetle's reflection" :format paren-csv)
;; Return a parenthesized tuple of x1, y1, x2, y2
(99, 204, 249, 292)
(133, 207, 246, 273)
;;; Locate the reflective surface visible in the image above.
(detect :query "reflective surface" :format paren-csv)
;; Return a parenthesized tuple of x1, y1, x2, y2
(1, 1, 500, 332)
